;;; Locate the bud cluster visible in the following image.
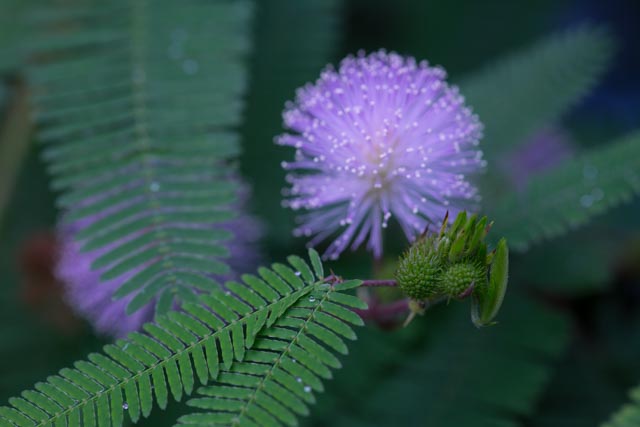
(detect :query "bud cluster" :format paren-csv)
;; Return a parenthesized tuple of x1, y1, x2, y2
(395, 211, 509, 326)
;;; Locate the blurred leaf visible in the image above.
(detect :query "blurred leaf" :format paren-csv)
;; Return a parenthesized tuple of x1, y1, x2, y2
(462, 26, 613, 164)
(490, 131, 640, 252)
(601, 387, 640, 427)
(28, 0, 252, 314)
(511, 225, 620, 295)
(0, 81, 32, 227)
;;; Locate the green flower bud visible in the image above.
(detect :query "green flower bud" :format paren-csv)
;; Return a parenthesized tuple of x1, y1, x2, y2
(395, 240, 442, 300)
(440, 262, 486, 298)
(435, 211, 491, 265)
(394, 212, 509, 329)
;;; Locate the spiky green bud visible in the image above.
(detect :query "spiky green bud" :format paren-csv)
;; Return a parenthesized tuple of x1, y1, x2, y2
(440, 262, 486, 298)
(394, 212, 509, 327)
(395, 240, 442, 300)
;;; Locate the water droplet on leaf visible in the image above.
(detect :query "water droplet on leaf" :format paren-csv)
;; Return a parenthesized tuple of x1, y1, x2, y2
(183, 59, 199, 75)
(580, 194, 594, 208)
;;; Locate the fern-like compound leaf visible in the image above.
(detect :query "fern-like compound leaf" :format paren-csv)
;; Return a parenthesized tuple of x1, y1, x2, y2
(601, 386, 640, 427)
(0, 251, 332, 427)
(28, 0, 252, 314)
(462, 26, 613, 161)
(178, 257, 365, 426)
(490, 131, 640, 251)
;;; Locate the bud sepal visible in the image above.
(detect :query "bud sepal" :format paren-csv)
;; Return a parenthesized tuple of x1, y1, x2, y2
(471, 238, 509, 327)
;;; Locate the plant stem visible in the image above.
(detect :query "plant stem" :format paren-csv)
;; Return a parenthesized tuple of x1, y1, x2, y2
(0, 78, 31, 227)
(357, 294, 449, 328)
(360, 279, 397, 287)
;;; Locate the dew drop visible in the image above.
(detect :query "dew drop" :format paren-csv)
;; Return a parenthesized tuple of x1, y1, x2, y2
(149, 182, 160, 192)
(592, 187, 604, 201)
(122, 403, 129, 410)
(308, 296, 316, 303)
(304, 386, 312, 393)
(167, 43, 183, 60)
(583, 164, 598, 181)
(580, 194, 594, 208)
(171, 27, 188, 42)
(132, 67, 146, 84)
(183, 59, 199, 75)
(294, 271, 301, 276)
(296, 377, 303, 383)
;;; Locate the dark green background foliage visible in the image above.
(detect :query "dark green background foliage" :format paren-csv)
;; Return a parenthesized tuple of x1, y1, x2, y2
(1, 0, 640, 426)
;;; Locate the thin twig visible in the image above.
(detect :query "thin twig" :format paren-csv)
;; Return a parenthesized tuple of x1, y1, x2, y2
(360, 279, 397, 287)
(358, 294, 449, 328)
(0, 78, 31, 227)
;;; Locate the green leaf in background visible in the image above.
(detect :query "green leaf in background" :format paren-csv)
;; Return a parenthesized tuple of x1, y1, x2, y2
(462, 25, 613, 164)
(511, 224, 621, 295)
(490, 131, 640, 251)
(601, 387, 640, 427)
(28, 0, 252, 314)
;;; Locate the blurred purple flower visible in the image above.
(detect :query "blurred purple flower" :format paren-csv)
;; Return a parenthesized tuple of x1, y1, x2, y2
(55, 181, 262, 338)
(503, 127, 575, 190)
(278, 50, 484, 259)
(56, 230, 154, 338)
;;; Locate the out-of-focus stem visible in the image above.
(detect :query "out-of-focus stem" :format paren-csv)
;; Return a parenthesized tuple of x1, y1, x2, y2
(360, 279, 397, 287)
(358, 294, 448, 328)
(0, 78, 32, 228)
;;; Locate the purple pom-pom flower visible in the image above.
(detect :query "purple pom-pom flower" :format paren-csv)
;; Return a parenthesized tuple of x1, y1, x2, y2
(278, 50, 485, 259)
(55, 182, 262, 338)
